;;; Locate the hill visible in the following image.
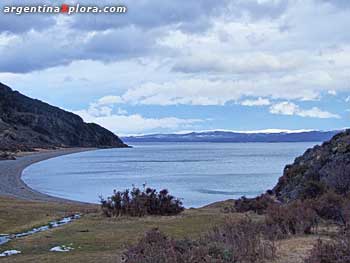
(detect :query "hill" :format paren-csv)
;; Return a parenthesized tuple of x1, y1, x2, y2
(273, 129, 350, 201)
(122, 130, 341, 143)
(0, 82, 127, 151)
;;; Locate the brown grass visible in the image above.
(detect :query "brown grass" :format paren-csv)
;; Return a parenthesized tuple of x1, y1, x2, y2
(0, 196, 236, 262)
(0, 196, 330, 263)
(0, 196, 98, 234)
(274, 236, 320, 263)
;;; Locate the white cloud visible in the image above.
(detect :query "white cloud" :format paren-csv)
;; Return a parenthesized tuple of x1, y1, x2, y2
(328, 90, 337, 96)
(1, 0, 350, 132)
(73, 99, 203, 135)
(117, 108, 128, 115)
(269, 102, 340, 119)
(270, 101, 299, 115)
(172, 52, 302, 74)
(297, 108, 340, 119)
(97, 95, 123, 105)
(241, 98, 271, 106)
(110, 77, 320, 107)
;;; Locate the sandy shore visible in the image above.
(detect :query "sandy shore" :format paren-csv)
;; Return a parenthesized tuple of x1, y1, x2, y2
(0, 148, 96, 203)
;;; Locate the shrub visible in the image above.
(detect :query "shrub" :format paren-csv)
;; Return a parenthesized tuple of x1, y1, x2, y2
(301, 180, 327, 200)
(123, 229, 217, 263)
(304, 230, 350, 263)
(265, 200, 318, 236)
(234, 194, 275, 215)
(123, 219, 276, 263)
(100, 186, 184, 217)
(206, 218, 276, 262)
(313, 192, 347, 224)
(122, 228, 179, 263)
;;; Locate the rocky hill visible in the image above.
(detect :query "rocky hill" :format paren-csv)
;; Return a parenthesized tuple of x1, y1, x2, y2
(273, 129, 350, 201)
(0, 82, 127, 151)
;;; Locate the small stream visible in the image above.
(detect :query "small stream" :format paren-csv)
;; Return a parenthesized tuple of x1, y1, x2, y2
(0, 214, 81, 246)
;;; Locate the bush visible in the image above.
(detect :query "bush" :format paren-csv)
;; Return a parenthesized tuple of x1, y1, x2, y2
(265, 200, 318, 236)
(301, 180, 327, 200)
(100, 186, 184, 217)
(206, 218, 276, 262)
(311, 191, 350, 225)
(123, 219, 276, 263)
(123, 228, 222, 263)
(234, 194, 275, 215)
(263, 191, 350, 234)
(304, 230, 350, 263)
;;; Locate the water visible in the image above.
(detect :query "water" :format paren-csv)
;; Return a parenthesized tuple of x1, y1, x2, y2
(0, 214, 80, 246)
(22, 142, 317, 208)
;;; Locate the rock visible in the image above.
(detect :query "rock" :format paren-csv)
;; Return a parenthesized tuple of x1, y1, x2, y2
(0, 151, 16, 160)
(50, 245, 74, 252)
(0, 82, 128, 151)
(273, 129, 350, 202)
(0, 250, 21, 257)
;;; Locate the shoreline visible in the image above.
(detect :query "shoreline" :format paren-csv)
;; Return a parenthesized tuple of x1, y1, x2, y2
(0, 148, 97, 204)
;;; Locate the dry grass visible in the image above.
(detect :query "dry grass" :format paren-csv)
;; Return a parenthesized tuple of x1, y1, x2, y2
(0, 196, 98, 234)
(0, 196, 237, 262)
(274, 236, 320, 263)
(0, 196, 326, 263)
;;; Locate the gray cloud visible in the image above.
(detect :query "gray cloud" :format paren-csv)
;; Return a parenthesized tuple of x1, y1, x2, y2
(321, 0, 350, 8)
(84, 26, 158, 60)
(0, 15, 55, 34)
(0, 25, 160, 73)
(1, 0, 350, 79)
(0, 1, 232, 73)
(67, 0, 291, 33)
(0, 29, 82, 73)
(226, 0, 290, 20)
(68, 0, 230, 32)
(0, 0, 57, 33)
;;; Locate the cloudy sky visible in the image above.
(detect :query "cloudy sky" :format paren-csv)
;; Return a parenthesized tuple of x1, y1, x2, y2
(0, 0, 349, 135)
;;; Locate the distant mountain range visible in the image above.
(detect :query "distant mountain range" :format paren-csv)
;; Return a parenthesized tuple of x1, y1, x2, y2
(0, 82, 127, 151)
(122, 130, 343, 143)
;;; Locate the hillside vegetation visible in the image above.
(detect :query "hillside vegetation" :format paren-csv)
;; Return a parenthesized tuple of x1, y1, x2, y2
(0, 82, 127, 152)
(274, 129, 350, 201)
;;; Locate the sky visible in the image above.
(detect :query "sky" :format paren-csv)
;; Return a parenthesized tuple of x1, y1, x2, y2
(0, 0, 349, 135)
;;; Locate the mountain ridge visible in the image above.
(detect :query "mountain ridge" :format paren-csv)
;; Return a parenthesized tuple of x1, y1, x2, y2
(122, 130, 342, 143)
(0, 82, 127, 151)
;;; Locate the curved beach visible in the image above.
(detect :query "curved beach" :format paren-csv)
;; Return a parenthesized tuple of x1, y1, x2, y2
(0, 148, 95, 203)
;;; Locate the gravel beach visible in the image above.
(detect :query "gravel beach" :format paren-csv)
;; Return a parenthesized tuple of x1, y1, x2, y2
(0, 148, 95, 203)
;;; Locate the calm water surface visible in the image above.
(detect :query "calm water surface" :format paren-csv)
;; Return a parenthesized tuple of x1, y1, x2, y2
(23, 142, 317, 207)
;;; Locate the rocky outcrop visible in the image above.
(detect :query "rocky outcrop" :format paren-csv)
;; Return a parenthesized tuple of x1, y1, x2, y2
(0, 151, 16, 160)
(0, 82, 127, 151)
(273, 129, 350, 201)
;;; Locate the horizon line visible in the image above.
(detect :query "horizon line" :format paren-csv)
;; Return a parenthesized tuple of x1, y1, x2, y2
(120, 127, 348, 137)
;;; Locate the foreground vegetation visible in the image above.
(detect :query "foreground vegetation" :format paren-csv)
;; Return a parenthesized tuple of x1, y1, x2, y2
(100, 186, 184, 217)
(0, 196, 235, 262)
(231, 189, 350, 263)
(124, 218, 276, 263)
(0, 195, 326, 263)
(2, 181, 350, 263)
(116, 183, 350, 262)
(0, 194, 340, 263)
(0, 196, 97, 234)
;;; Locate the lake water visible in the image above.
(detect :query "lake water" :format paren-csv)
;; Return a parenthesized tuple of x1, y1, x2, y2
(22, 142, 317, 207)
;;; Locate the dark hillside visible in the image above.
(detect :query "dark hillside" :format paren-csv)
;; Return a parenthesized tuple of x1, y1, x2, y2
(274, 129, 350, 201)
(0, 82, 127, 151)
